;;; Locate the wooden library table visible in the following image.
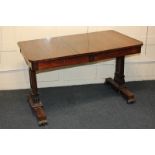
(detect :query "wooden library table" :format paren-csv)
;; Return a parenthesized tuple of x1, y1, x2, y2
(18, 30, 143, 126)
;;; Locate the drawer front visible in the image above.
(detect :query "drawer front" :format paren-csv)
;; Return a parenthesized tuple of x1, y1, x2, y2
(38, 59, 65, 70)
(65, 55, 89, 66)
(94, 46, 141, 61)
(38, 55, 89, 71)
(37, 46, 141, 71)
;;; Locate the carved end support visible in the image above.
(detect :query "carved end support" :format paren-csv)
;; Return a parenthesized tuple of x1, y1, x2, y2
(28, 94, 48, 126)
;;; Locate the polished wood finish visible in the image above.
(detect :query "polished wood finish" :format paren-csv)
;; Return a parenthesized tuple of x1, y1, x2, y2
(18, 30, 142, 62)
(106, 56, 135, 103)
(114, 56, 125, 85)
(18, 30, 143, 125)
(28, 68, 47, 125)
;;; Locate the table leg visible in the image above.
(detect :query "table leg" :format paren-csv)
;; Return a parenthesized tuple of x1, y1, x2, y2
(28, 68, 47, 126)
(105, 56, 136, 103)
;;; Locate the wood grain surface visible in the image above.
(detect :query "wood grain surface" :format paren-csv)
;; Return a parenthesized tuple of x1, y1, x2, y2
(18, 30, 143, 62)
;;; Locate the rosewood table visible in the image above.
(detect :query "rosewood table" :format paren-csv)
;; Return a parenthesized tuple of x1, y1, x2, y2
(18, 30, 143, 125)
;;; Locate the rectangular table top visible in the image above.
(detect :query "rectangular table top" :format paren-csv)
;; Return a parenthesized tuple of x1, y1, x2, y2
(18, 30, 143, 62)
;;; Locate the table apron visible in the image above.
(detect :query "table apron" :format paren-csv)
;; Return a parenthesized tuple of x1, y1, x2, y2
(36, 46, 141, 71)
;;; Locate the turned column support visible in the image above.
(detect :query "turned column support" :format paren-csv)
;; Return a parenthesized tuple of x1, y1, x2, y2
(29, 68, 40, 102)
(28, 67, 47, 126)
(114, 56, 125, 85)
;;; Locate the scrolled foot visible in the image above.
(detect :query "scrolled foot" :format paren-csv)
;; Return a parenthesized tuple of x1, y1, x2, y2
(28, 94, 48, 126)
(33, 106, 48, 126)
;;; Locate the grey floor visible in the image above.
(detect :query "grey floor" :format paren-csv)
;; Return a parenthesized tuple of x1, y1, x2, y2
(0, 80, 155, 129)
